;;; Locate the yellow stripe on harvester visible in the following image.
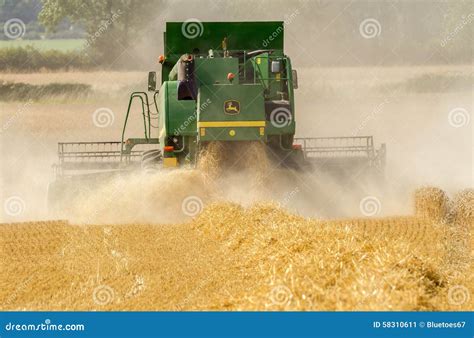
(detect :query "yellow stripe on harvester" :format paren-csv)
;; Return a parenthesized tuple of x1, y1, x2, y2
(197, 121, 266, 128)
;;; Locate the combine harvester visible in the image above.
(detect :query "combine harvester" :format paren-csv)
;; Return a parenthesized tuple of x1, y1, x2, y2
(48, 22, 386, 207)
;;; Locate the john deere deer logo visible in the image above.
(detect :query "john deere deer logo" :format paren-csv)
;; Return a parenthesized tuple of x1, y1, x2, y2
(224, 100, 240, 115)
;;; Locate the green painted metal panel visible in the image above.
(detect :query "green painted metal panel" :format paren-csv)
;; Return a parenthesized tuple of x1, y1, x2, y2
(165, 21, 284, 57)
(158, 81, 197, 138)
(286, 56, 296, 124)
(156, 21, 298, 149)
(252, 53, 270, 90)
(199, 127, 264, 142)
(157, 83, 167, 146)
(265, 121, 295, 135)
(162, 22, 284, 83)
(198, 84, 265, 122)
(194, 58, 239, 85)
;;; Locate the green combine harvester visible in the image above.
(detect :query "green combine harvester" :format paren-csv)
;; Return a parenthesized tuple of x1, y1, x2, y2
(49, 21, 386, 207)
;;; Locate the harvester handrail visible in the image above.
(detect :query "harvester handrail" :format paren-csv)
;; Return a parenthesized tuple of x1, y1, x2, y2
(294, 136, 374, 141)
(58, 141, 122, 145)
(121, 92, 152, 154)
(58, 142, 138, 159)
(306, 146, 373, 151)
(120, 92, 160, 158)
(61, 151, 141, 156)
(55, 141, 143, 176)
(294, 136, 376, 158)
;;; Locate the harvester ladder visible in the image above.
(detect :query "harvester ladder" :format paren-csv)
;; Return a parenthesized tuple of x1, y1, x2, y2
(120, 91, 160, 157)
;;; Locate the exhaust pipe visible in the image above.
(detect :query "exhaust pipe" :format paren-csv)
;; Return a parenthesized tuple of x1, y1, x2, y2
(177, 54, 197, 100)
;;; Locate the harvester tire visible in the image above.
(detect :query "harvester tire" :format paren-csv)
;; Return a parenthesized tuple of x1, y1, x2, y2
(141, 149, 162, 172)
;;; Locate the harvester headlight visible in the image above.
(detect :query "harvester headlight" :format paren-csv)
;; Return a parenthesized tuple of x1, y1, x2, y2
(227, 72, 235, 83)
(229, 129, 236, 137)
(292, 144, 302, 150)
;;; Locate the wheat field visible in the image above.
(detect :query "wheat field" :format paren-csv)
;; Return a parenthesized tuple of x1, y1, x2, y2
(0, 188, 472, 311)
(1, 66, 472, 311)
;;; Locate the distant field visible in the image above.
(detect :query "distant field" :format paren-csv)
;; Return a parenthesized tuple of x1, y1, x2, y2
(0, 39, 85, 51)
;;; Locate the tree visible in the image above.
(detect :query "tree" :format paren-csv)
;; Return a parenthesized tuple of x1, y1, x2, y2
(440, 0, 473, 62)
(0, 0, 42, 24)
(39, 0, 159, 64)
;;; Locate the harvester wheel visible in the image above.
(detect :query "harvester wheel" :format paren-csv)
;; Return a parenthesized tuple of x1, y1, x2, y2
(141, 149, 162, 172)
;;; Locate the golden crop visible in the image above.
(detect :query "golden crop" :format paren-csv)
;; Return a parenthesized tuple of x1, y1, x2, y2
(1, 188, 472, 311)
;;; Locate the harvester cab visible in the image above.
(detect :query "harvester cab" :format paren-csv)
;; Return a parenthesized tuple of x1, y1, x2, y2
(48, 21, 386, 208)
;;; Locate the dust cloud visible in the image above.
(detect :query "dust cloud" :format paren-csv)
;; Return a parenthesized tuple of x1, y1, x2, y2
(1, 0, 472, 223)
(1, 64, 472, 224)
